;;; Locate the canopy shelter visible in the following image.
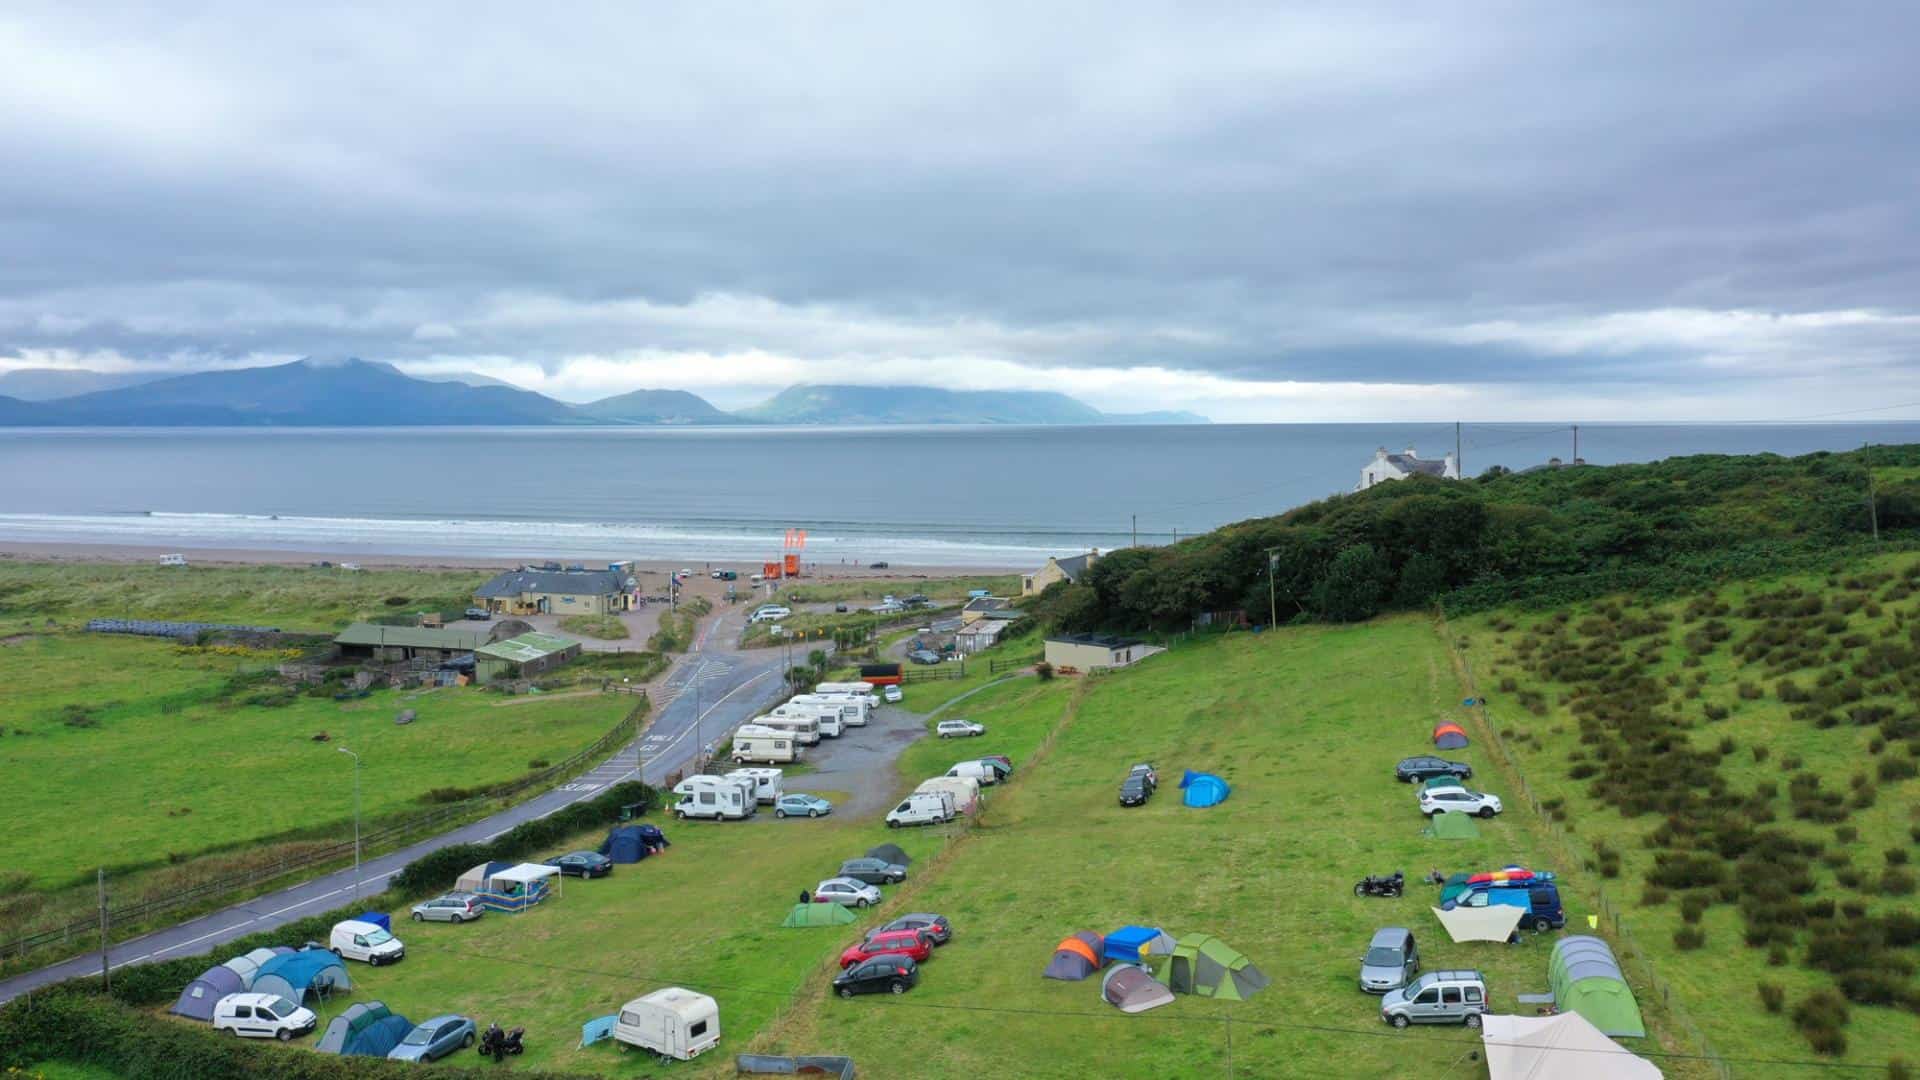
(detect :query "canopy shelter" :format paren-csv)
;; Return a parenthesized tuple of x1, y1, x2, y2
(252, 950, 350, 1005)
(484, 863, 563, 912)
(1432, 904, 1526, 943)
(170, 963, 244, 1021)
(1548, 936, 1647, 1038)
(1179, 771, 1230, 808)
(1426, 812, 1480, 839)
(1433, 722, 1470, 749)
(1043, 931, 1105, 980)
(1103, 926, 1177, 964)
(1101, 964, 1176, 1014)
(866, 843, 911, 867)
(317, 1001, 413, 1057)
(1164, 934, 1267, 1001)
(782, 902, 857, 928)
(1482, 1013, 1662, 1080)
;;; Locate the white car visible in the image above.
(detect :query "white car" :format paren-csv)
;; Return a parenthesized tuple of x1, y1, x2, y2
(212, 992, 317, 1041)
(813, 877, 883, 908)
(751, 606, 792, 624)
(936, 719, 985, 739)
(329, 919, 405, 964)
(1419, 788, 1503, 819)
(883, 685, 903, 704)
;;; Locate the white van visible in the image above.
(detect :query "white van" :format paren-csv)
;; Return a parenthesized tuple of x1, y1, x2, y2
(886, 791, 956, 828)
(329, 919, 405, 965)
(672, 775, 756, 820)
(614, 987, 720, 1061)
(728, 725, 798, 765)
(946, 760, 1000, 786)
(158, 553, 189, 567)
(212, 992, 317, 1041)
(724, 767, 784, 805)
(756, 713, 821, 745)
(773, 701, 845, 737)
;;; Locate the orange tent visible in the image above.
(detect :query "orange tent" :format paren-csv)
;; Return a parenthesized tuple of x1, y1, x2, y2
(1433, 722, 1469, 750)
(1042, 931, 1105, 980)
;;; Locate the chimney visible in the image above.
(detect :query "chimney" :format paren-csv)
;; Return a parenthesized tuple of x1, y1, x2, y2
(1404, 446, 1418, 458)
(1375, 446, 1389, 460)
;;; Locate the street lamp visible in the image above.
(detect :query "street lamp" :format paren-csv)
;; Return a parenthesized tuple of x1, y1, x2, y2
(337, 747, 362, 904)
(1266, 548, 1281, 628)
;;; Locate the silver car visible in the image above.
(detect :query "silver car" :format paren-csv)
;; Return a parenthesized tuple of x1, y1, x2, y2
(1380, 970, 1489, 1028)
(813, 876, 883, 908)
(410, 892, 483, 923)
(1358, 927, 1419, 993)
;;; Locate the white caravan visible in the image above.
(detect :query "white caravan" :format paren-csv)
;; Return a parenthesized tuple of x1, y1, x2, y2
(813, 682, 880, 706)
(789, 694, 870, 727)
(724, 767, 785, 805)
(916, 775, 982, 813)
(885, 791, 957, 828)
(671, 775, 756, 820)
(614, 987, 720, 1061)
(773, 700, 847, 736)
(755, 713, 821, 745)
(728, 724, 799, 764)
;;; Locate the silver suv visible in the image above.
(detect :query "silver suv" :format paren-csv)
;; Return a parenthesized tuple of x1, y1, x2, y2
(1380, 970, 1489, 1028)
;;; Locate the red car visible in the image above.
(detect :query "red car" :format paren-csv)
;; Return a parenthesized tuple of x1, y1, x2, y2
(839, 928, 932, 969)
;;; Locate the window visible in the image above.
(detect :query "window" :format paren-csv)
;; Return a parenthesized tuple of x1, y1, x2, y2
(233, 1005, 253, 1019)
(1413, 989, 1438, 1005)
(1465, 986, 1483, 1003)
(689, 1020, 708, 1038)
(257, 1006, 279, 1021)
(699, 792, 715, 804)
(1441, 987, 1461, 1005)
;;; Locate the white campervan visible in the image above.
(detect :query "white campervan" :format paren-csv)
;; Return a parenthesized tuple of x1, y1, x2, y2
(728, 724, 798, 765)
(671, 775, 756, 820)
(773, 700, 844, 737)
(813, 682, 880, 707)
(614, 987, 720, 1061)
(790, 694, 869, 728)
(724, 767, 784, 805)
(946, 760, 1000, 786)
(885, 791, 957, 828)
(756, 713, 821, 745)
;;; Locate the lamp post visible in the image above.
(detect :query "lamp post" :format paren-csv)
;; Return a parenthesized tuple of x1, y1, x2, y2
(1266, 549, 1280, 628)
(337, 747, 362, 904)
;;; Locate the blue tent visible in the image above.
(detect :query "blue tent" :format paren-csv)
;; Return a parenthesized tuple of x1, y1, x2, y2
(317, 1001, 411, 1056)
(1103, 926, 1177, 964)
(252, 950, 350, 1005)
(170, 962, 244, 1021)
(1179, 770, 1229, 808)
(355, 911, 391, 932)
(600, 826, 650, 864)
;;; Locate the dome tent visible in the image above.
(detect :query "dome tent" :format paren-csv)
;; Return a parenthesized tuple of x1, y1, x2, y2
(251, 949, 349, 1005)
(782, 902, 857, 928)
(1101, 964, 1175, 1014)
(317, 1001, 413, 1057)
(170, 963, 244, 1021)
(1178, 770, 1229, 808)
(1042, 931, 1105, 980)
(1103, 926, 1176, 964)
(1433, 722, 1469, 749)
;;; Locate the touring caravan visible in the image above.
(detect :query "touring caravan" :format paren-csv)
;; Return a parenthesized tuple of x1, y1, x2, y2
(773, 701, 843, 738)
(724, 768, 784, 805)
(614, 988, 720, 1061)
(790, 694, 870, 727)
(727, 725, 797, 765)
(671, 775, 756, 820)
(814, 682, 880, 706)
(756, 713, 822, 745)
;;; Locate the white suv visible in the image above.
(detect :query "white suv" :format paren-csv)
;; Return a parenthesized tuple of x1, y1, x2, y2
(1418, 788, 1503, 818)
(936, 719, 985, 739)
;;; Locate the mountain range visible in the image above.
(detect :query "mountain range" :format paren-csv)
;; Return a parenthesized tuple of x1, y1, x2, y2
(0, 360, 1209, 427)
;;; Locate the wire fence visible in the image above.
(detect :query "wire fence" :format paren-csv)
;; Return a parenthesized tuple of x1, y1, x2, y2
(1437, 606, 1732, 1080)
(2, 700, 647, 965)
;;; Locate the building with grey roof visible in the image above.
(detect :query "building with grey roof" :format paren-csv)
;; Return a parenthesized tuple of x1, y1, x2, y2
(472, 566, 636, 616)
(1357, 446, 1460, 490)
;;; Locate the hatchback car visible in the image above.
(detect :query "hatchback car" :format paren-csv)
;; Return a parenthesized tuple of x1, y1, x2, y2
(839, 928, 933, 969)
(907, 648, 942, 664)
(1128, 763, 1159, 790)
(937, 719, 985, 738)
(1120, 775, 1152, 806)
(410, 892, 483, 924)
(1394, 756, 1472, 783)
(834, 956, 919, 997)
(1380, 970, 1489, 1028)
(875, 912, 952, 945)
(835, 603, 850, 613)
(546, 851, 613, 878)
(1359, 927, 1420, 993)
(883, 685, 903, 704)
(775, 793, 834, 818)
(837, 857, 907, 884)
(387, 1015, 476, 1062)
(813, 877, 882, 908)
(1418, 788, 1504, 818)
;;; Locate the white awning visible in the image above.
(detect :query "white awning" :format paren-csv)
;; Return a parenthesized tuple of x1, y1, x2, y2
(1482, 1013, 1661, 1080)
(1431, 904, 1526, 943)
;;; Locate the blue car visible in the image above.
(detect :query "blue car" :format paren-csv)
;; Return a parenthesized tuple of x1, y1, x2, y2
(776, 794, 834, 819)
(387, 1015, 476, 1062)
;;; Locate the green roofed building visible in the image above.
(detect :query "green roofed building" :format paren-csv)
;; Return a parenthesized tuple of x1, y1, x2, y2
(475, 632, 582, 684)
(782, 903, 856, 928)
(334, 623, 485, 662)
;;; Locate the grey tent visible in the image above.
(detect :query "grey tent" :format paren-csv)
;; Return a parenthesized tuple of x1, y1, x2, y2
(170, 963, 245, 1021)
(866, 843, 911, 867)
(317, 1001, 412, 1057)
(1043, 931, 1105, 980)
(1101, 964, 1176, 1014)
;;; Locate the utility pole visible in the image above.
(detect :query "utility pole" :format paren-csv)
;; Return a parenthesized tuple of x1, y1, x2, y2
(1131, 514, 1137, 549)
(1455, 421, 1462, 477)
(1572, 424, 1579, 463)
(337, 747, 362, 905)
(1866, 442, 1880, 543)
(1266, 549, 1280, 628)
(98, 868, 109, 992)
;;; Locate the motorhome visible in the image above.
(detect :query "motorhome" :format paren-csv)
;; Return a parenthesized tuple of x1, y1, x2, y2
(780, 697, 861, 732)
(813, 682, 880, 706)
(773, 700, 843, 738)
(724, 767, 785, 805)
(791, 693, 871, 726)
(671, 775, 756, 820)
(727, 725, 798, 765)
(614, 988, 720, 1061)
(885, 791, 957, 828)
(755, 713, 822, 745)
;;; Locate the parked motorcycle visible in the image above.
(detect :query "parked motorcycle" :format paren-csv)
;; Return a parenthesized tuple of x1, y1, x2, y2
(479, 1023, 525, 1062)
(1354, 871, 1405, 898)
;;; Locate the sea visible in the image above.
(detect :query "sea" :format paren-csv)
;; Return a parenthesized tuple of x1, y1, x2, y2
(0, 422, 1914, 567)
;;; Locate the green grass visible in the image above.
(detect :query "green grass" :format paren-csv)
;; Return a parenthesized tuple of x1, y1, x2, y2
(20, 1063, 126, 1080)
(778, 575, 1018, 604)
(0, 562, 486, 631)
(741, 610, 898, 649)
(558, 614, 629, 640)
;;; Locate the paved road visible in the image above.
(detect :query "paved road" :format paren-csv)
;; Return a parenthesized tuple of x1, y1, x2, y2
(0, 610, 790, 1006)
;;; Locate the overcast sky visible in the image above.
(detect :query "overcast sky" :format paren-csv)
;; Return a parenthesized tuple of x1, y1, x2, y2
(3, 3, 1918, 421)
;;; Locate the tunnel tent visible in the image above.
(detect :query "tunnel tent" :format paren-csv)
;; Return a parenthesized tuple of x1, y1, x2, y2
(1482, 1013, 1662, 1080)
(1043, 931, 1105, 980)
(1164, 934, 1267, 1001)
(1101, 964, 1176, 1014)
(252, 950, 350, 1006)
(170, 963, 245, 1021)
(782, 902, 857, 928)
(865, 843, 912, 867)
(1426, 812, 1481, 840)
(317, 1001, 413, 1056)
(1103, 926, 1177, 964)
(1433, 722, 1470, 750)
(1548, 936, 1647, 1038)
(1178, 770, 1230, 808)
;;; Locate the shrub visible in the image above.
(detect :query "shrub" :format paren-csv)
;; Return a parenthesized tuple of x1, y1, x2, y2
(383, 595, 410, 606)
(1782, 753, 1804, 769)
(1837, 825, 1859, 844)
(1890, 849, 1912, 867)
(1879, 755, 1919, 782)
(1751, 744, 1771, 763)
(1679, 893, 1710, 923)
(1673, 925, 1706, 950)
(1882, 868, 1918, 896)
(1738, 680, 1764, 700)
(1035, 661, 1055, 681)
(1640, 885, 1670, 906)
(1768, 944, 1790, 966)
(1792, 989, 1851, 1056)
(1758, 981, 1786, 1013)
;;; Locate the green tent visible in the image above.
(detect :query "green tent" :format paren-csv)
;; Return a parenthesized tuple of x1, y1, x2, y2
(1427, 813, 1480, 839)
(1548, 936, 1646, 1038)
(782, 903, 856, 928)
(1422, 775, 1468, 791)
(1163, 934, 1268, 1001)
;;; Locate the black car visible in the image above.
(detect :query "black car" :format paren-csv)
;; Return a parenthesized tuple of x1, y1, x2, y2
(875, 912, 952, 945)
(907, 649, 943, 665)
(834, 955, 919, 997)
(1127, 763, 1158, 791)
(869, 561, 890, 570)
(835, 603, 849, 613)
(545, 851, 613, 878)
(1119, 775, 1151, 807)
(1394, 756, 1473, 784)
(837, 857, 909, 885)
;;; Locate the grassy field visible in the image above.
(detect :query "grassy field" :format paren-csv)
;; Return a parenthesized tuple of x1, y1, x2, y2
(0, 562, 486, 631)
(558, 613, 629, 639)
(21, 1063, 125, 1080)
(1458, 553, 1920, 1068)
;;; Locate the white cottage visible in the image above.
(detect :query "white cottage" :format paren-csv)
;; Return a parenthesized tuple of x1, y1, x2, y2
(1357, 446, 1460, 490)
